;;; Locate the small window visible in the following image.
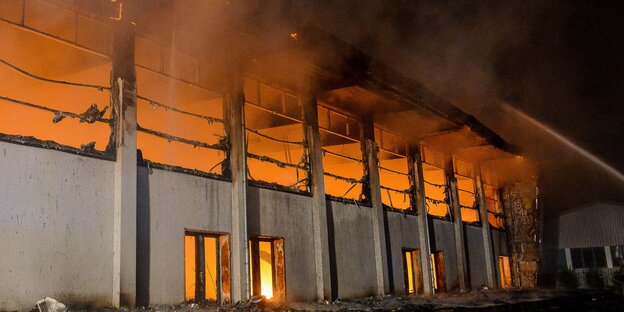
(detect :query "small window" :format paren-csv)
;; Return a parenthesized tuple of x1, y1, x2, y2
(611, 245, 624, 267)
(402, 249, 423, 294)
(249, 237, 286, 301)
(184, 231, 230, 304)
(570, 247, 607, 269)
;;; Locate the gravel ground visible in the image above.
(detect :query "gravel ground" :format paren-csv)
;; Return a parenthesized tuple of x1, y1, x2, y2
(61, 289, 624, 312)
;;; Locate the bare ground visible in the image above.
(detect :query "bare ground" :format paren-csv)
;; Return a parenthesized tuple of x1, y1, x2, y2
(67, 289, 624, 312)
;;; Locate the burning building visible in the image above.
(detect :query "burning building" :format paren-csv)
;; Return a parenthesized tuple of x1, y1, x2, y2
(0, 0, 540, 310)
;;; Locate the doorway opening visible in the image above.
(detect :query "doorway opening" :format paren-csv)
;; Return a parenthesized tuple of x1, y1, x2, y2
(249, 237, 286, 301)
(430, 251, 446, 292)
(184, 231, 230, 304)
(499, 256, 512, 288)
(402, 249, 423, 294)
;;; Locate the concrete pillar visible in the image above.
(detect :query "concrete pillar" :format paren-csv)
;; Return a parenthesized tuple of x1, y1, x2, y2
(475, 169, 496, 288)
(362, 117, 389, 295)
(409, 147, 434, 295)
(605, 246, 613, 269)
(302, 94, 332, 300)
(226, 68, 249, 302)
(111, 19, 137, 307)
(446, 161, 468, 292)
(565, 248, 573, 269)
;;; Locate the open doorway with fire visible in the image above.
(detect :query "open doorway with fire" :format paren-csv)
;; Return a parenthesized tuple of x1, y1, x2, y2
(430, 251, 446, 292)
(402, 249, 423, 294)
(249, 237, 286, 301)
(184, 231, 230, 304)
(499, 256, 513, 288)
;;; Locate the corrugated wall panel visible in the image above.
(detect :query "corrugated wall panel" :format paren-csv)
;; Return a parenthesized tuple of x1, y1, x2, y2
(558, 203, 624, 248)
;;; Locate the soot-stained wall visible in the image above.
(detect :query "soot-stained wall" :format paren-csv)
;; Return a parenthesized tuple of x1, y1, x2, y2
(0, 142, 114, 310)
(136, 167, 232, 305)
(386, 211, 420, 295)
(465, 225, 487, 289)
(246, 187, 317, 301)
(328, 202, 378, 298)
(432, 219, 459, 291)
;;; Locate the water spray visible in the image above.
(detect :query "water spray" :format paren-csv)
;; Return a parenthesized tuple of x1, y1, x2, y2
(501, 103, 624, 184)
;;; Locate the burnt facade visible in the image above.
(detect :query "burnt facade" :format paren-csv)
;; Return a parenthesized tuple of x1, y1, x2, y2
(0, 1, 539, 310)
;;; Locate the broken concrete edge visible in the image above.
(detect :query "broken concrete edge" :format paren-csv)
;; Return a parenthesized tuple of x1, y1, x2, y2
(0, 133, 115, 161)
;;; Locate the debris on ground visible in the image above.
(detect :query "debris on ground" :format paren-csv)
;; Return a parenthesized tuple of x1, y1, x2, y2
(35, 297, 67, 312)
(37, 289, 624, 311)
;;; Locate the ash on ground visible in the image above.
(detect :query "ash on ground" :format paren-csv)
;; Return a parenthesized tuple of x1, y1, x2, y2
(68, 289, 624, 312)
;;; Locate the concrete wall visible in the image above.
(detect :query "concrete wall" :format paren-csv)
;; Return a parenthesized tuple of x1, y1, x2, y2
(136, 167, 232, 305)
(246, 187, 317, 302)
(432, 219, 459, 291)
(0, 142, 114, 310)
(465, 225, 487, 289)
(328, 202, 377, 298)
(386, 211, 420, 295)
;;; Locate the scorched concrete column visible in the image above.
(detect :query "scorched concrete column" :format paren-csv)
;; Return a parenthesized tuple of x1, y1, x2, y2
(226, 68, 249, 302)
(475, 167, 496, 288)
(362, 117, 389, 295)
(111, 18, 137, 307)
(409, 147, 434, 295)
(446, 160, 468, 292)
(302, 93, 332, 300)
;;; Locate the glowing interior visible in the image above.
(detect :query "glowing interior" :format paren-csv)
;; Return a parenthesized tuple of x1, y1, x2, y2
(499, 256, 512, 288)
(405, 251, 414, 293)
(135, 44, 226, 174)
(485, 184, 505, 228)
(244, 78, 307, 189)
(184, 235, 219, 301)
(456, 176, 479, 222)
(184, 235, 197, 301)
(259, 241, 274, 299)
(319, 105, 364, 200)
(204, 237, 218, 301)
(423, 164, 448, 217)
(0, 20, 111, 150)
(455, 159, 479, 223)
(430, 253, 438, 290)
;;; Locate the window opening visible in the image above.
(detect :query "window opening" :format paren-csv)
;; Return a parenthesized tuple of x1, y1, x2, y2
(454, 158, 480, 223)
(184, 231, 230, 304)
(484, 184, 504, 229)
(498, 256, 512, 288)
(0, 19, 112, 154)
(318, 104, 365, 202)
(570, 247, 607, 269)
(249, 237, 286, 301)
(421, 145, 450, 218)
(376, 128, 412, 210)
(481, 167, 505, 229)
(244, 78, 309, 192)
(402, 249, 423, 294)
(136, 45, 227, 176)
(431, 251, 446, 292)
(610, 245, 624, 267)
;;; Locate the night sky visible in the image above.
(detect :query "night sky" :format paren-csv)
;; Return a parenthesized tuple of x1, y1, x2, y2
(280, 0, 624, 214)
